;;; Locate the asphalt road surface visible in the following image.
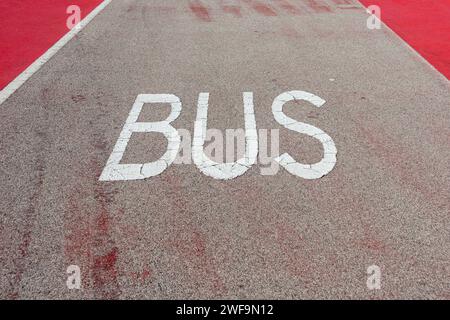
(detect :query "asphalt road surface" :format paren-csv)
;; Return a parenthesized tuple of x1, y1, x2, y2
(0, 0, 449, 299)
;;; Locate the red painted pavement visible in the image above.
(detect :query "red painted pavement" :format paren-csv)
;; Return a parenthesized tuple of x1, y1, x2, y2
(360, 0, 450, 79)
(1, 1, 448, 91)
(0, 0, 104, 90)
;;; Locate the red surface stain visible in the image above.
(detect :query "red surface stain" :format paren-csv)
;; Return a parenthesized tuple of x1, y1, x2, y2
(90, 168, 122, 298)
(280, 26, 301, 38)
(305, 0, 332, 13)
(274, 223, 312, 277)
(163, 174, 227, 296)
(147, 6, 177, 14)
(330, 0, 354, 4)
(64, 131, 124, 298)
(129, 266, 152, 285)
(170, 231, 207, 260)
(224, 184, 317, 280)
(274, 0, 302, 15)
(222, 5, 242, 17)
(429, 120, 450, 148)
(354, 114, 450, 210)
(65, 185, 149, 290)
(243, 0, 277, 16)
(142, 268, 152, 280)
(357, 223, 388, 253)
(64, 184, 122, 298)
(6, 135, 47, 298)
(170, 230, 225, 293)
(305, 172, 394, 264)
(65, 189, 92, 264)
(359, 0, 450, 79)
(189, 1, 212, 22)
(92, 248, 119, 291)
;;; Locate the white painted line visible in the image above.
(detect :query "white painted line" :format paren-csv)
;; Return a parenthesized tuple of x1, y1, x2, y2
(0, 0, 112, 106)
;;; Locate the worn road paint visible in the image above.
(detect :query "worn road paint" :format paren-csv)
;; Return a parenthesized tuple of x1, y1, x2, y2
(242, 0, 278, 16)
(274, 0, 303, 15)
(100, 91, 338, 181)
(221, 0, 242, 17)
(192, 92, 258, 180)
(272, 91, 337, 179)
(99, 94, 182, 181)
(305, 0, 332, 13)
(189, 0, 212, 22)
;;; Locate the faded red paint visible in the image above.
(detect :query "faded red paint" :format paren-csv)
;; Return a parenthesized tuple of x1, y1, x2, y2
(223, 183, 316, 280)
(92, 247, 119, 289)
(90, 164, 121, 298)
(355, 114, 450, 210)
(64, 133, 122, 298)
(142, 268, 152, 280)
(280, 26, 301, 38)
(222, 5, 242, 17)
(357, 223, 388, 253)
(64, 184, 122, 298)
(305, 0, 332, 13)
(330, 0, 354, 4)
(189, 1, 212, 22)
(274, 223, 312, 278)
(6, 135, 47, 298)
(169, 229, 225, 294)
(129, 267, 152, 284)
(274, 0, 302, 15)
(242, 0, 277, 16)
(147, 6, 177, 14)
(163, 173, 227, 296)
(96, 208, 110, 234)
(64, 188, 93, 267)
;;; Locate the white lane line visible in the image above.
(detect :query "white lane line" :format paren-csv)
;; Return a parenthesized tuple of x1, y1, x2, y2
(0, 0, 112, 106)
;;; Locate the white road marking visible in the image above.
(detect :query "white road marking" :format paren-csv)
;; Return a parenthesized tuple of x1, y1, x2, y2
(192, 92, 258, 180)
(0, 0, 112, 105)
(272, 91, 337, 179)
(101, 91, 336, 181)
(99, 94, 182, 181)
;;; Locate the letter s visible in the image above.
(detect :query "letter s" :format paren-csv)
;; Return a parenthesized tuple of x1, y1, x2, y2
(272, 91, 337, 179)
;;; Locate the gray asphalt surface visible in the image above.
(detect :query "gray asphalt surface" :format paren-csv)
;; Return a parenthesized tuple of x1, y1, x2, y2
(0, 0, 449, 299)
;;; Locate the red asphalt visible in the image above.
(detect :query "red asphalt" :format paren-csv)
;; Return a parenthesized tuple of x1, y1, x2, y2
(0, 1, 449, 90)
(360, 0, 450, 79)
(0, 0, 103, 90)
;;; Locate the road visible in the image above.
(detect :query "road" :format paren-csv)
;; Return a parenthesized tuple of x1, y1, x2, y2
(0, 0, 449, 299)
